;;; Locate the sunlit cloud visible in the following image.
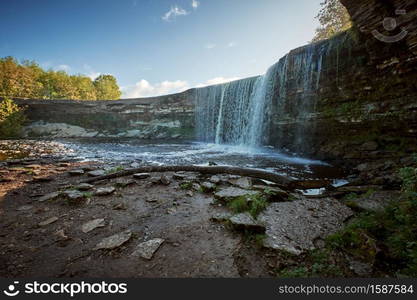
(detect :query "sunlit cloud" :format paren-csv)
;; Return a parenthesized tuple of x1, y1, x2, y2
(162, 5, 189, 21)
(191, 0, 200, 9)
(83, 64, 101, 80)
(55, 64, 71, 72)
(122, 79, 189, 98)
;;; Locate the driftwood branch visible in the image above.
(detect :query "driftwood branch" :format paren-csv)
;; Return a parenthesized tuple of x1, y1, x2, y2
(81, 165, 330, 190)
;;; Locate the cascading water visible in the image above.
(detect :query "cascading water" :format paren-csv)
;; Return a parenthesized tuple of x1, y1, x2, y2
(195, 41, 331, 153)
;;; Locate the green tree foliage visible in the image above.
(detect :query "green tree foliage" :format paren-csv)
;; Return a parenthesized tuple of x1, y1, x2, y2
(93, 75, 122, 100)
(0, 98, 26, 138)
(312, 0, 352, 43)
(0, 57, 121, 100)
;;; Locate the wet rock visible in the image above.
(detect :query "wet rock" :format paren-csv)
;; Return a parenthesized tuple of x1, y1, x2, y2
(38, 192, 61, 202)
(131, 238, 165, 260)
(16, 205, 33, 211)
(81, 218, 105, 233)
(173, 173, 188, 180)
(229, 177, 252, 189)
(160, 175, 171, 185)
(209, 175, 221, 184)
(39, 216, 59, 227)
(336, 185, 382, 193)
(88, 170, 105, 177)
(63, 190, 86, 201)
(113, 203, 127, 210)
(214, 187, 258, 202)
(258, 198, 353, 255)
(186, 191, 194, 197)
(94, 186, 116, 196)
(76, 183, 94, 191)
(229, 213, 265, 231)
(69, 169, 85, 176)
(210, 211, 233, 222)
(201, 182, 216, 193)
(94, 230, 132, 250)
(192, 183, 201, 191)
(133, 173, 151, 179)
(150, 176, 162, 184)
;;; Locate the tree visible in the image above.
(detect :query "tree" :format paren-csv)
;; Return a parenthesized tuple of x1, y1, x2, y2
(93, 75, 121, 100)
(312, 0, 351, 43)
(0, 98, 26, 137)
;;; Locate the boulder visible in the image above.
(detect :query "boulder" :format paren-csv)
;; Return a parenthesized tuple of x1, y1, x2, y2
(76, 183, 94, 191)
(69, 169, 85, 176)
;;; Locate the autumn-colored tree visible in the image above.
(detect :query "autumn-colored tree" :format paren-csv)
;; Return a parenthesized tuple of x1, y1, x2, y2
(312, 0, 351, 43)
(0, 57, 120, 100)
(0, 98, 26, 137)
(93, 75, 121, 100)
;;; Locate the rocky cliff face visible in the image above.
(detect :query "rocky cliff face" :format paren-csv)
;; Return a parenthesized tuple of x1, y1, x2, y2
(14, 90, 195, 139)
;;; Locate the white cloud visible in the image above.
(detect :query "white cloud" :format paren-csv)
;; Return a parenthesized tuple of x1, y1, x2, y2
(55, 64, 71, 72)
(122, 76, 242, 98)
(83, 64, 101, 80)
(122, 79, 189, 98)
(205, 43, 216, 49)
(195, 76, 241, 87)
(191, 0, 200, 9)
(227, 41, 237, 48)
(162, 5, 189, 21)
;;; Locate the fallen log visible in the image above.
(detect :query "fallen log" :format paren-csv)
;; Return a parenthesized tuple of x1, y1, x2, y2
(80, 165, 331, 190)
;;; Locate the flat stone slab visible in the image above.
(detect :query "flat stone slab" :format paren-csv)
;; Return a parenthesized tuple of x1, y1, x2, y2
(39, 216, 59, 227)
(214, 187, 258, 202)
(229, 213, 265, 231)
(131, 238, 165, 260)
(201, 182, 216, 193)
(76, 183, 94, 191)
(347, 190, 399, 212)
(81, 218, 105, 233)
(94, 230, 132, 250)
(69, 169, 85, 176)
(16, 205, 33, 211)
(88, 170, 105, 177)
(229, 177, 252, 189)
(63, 190, 85, 201)
(94, 186, 116, 196)
(38, 192, 61, 202)
(258, 198, 353, 255)
(133, 173, 150, 179)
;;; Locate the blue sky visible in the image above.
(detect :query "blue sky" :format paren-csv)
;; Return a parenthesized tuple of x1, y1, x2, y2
(0, 0, 322, 98)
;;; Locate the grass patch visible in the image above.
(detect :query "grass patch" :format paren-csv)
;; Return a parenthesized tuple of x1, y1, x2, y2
(179, 182, 193, 190)
(227, 194, 269, 218)
(105, 166, 125, 174)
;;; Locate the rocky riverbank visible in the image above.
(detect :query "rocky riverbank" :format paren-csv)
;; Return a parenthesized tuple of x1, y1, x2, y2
(1, 141, 413, 278)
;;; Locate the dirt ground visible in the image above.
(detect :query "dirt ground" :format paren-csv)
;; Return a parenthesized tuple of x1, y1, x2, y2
(0, 159, 280, 278)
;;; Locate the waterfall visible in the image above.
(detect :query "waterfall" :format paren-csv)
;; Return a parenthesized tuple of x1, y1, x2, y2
(195, 41, 330, 152)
